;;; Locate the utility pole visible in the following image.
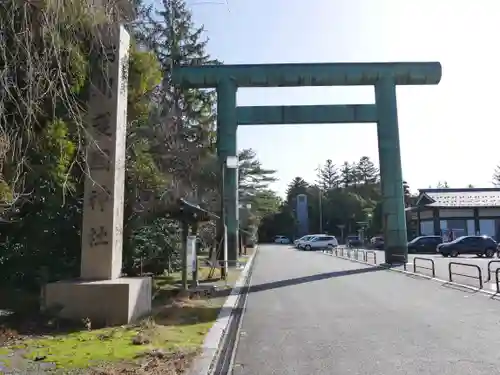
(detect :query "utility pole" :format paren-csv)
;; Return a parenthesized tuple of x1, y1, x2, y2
(319, 189, 323, 233)
(337, 224, 345, 244)
(315, 164, 324, 233)
(220, 160, 227, 279)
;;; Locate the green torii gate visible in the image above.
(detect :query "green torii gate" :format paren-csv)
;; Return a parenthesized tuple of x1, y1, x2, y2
(173, 62, 442, 265)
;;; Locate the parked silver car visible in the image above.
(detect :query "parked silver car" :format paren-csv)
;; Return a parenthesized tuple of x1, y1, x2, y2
(302, 235, 339, 251)
(273, 235, 291, 244)
(294, 234, 323, 249)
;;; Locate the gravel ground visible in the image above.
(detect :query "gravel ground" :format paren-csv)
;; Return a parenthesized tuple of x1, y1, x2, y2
(232, 244, 500, 375)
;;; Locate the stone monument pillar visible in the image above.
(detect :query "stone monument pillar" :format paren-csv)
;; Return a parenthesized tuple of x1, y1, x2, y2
(80, 23, 129, 280)
(44, 25, 152, 325)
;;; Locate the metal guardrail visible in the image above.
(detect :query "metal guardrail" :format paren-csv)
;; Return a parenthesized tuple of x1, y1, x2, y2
(364, 251, 377, 264)
(413, 257, 436, 277)
(495, 268, 500, 293)
(327, 248, 491, 290)
(356, 249, 365, 261)
(448, 262, 483, 289)
(486, 260, 500, 282)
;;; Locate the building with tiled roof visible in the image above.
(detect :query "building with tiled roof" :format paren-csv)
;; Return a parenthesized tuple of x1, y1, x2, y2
(409, 187, 500, 240)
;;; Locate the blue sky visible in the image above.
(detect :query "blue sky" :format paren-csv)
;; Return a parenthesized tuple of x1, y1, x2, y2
(179, 0, 500, 197)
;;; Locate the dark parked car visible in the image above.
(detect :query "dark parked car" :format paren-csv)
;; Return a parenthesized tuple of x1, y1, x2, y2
(407, 236, 443, 254)
(437, 235, 498, 258)
(370, 236, 384, 250)
(347, 235, 362, 248)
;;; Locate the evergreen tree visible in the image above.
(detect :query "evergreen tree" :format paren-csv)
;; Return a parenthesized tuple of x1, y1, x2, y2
(250, 190, 282, 220)
(317, 159, 339, 190)
(403, 180, 411, 207)
(286, 177, 309, 204)
(238, 148, 277, 202)
(137, 0, 218, 199)
(493, 165, 500, 186)
(355, 156, 379, 185)
(339, 162, 354, 188)
(436, 181, 450, 188)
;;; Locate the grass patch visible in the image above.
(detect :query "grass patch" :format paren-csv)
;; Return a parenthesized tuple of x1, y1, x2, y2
(20, 299, 219, 370)
(0, 249, 255, 373)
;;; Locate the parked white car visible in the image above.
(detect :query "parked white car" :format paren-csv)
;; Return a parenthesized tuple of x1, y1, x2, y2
(302, 235, 338, 251)
(295, 234, 323, 249)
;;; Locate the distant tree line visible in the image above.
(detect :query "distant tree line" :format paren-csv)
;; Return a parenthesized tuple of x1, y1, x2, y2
(258, 156, 416, 242)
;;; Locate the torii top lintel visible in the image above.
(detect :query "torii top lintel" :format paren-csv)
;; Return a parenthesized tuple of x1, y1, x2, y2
(172, 62, 442, 88)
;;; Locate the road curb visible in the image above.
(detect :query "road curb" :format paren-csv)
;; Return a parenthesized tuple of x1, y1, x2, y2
(318, 249, 500, 299)
(188, 246, 259, 375)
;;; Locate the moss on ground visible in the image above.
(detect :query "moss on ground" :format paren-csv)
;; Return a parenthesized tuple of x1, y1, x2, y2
(19, 301, 218, 369)
(0, 248, 255, 373)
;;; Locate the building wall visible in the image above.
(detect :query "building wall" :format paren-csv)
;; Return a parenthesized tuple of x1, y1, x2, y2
(417, 207, 500, 241)
(439, 208, 474, 218)
(478, 208, 500, 216)
(419, 211, 434, 220)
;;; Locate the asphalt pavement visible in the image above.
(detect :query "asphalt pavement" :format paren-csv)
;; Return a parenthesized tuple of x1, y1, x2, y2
(232, 244, 500, 375)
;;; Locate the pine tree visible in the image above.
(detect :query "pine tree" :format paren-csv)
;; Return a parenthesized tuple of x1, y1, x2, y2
(402, 180, 411, 207)
(238, 149, 277, 201)
(355, 156, 379, 185)
(137, 0, 218, 198)
(493, 165, 500, 186)
(317, 159, 340, 191)
(436, 181, 450, 188)
(339, 162, 354, 188)
(286, 177, 309, 204)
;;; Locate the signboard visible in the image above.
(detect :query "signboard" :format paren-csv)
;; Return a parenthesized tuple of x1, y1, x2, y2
(187, 236, 197, 274)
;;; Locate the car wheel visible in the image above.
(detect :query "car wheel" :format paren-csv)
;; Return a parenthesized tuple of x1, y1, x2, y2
(304, 245, 311, 251)
(450, 249, 459, 257)
(441, 253, 449, 257)
(485, 248, 496, 258)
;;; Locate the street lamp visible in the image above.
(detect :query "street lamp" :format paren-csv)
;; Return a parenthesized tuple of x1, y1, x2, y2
(226, 155, 238, 169)
(220, 155, 238, 279)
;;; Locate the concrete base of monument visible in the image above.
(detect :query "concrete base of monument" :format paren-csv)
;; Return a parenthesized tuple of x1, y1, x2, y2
(44, 277, 152, 326)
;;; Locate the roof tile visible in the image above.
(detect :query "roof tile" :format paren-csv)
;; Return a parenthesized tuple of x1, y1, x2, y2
(423, 190, 500, 207)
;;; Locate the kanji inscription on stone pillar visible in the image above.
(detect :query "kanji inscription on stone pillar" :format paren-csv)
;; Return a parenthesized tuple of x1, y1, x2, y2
(81, 25, 129, 280)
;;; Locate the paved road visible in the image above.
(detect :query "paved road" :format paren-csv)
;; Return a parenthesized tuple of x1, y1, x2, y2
(359, 248, 500, 290)
(232, 244, 500, 375)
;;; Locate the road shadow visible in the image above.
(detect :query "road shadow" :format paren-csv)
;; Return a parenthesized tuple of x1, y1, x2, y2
(212, 266, 384, 298)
